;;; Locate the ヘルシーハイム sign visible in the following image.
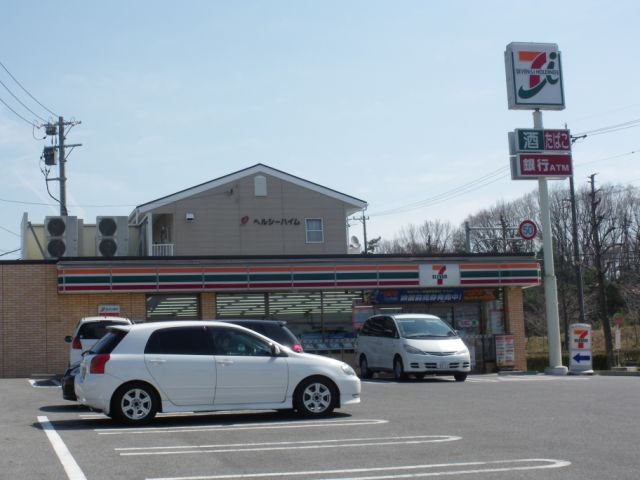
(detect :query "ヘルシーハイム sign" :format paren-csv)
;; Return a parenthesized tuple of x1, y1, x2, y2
(505, 42, 565, 110)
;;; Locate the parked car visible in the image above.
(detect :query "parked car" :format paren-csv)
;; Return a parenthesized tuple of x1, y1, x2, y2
(75, 321, 360, 424)
(61, 362, 81, 401)
(65, 316, 132, 365)
(356, 313, 471, 381)
(219, 319, 303, 352)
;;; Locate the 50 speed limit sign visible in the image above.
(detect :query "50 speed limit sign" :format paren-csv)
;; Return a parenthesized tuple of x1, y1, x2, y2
(518, 220, 538, 240)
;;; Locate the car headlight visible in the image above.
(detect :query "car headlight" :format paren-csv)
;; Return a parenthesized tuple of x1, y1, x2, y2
(341, 364, 356, 376)
(456, 349, 470, 355)
(404, 344, 424, 355)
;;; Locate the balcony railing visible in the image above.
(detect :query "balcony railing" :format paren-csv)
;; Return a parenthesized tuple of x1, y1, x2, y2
(152, 243, 174, 256)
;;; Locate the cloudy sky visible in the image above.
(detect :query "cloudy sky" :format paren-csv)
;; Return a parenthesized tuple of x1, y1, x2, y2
(2, 1, 639, 258)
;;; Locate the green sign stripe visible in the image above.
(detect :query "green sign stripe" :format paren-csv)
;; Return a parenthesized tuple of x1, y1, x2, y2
(204, 274, 249, 282)
(500, 270, 538, 278)
(61, 276, 112, 284)
(157, 275, 202, 283)
(249, 274, 292, 282)
(112, 275, 158, 283)
(293, 273, 334, 281)
(336, 272, 377, 280)
(460, 271, 500, 279)
(379, 272, 419, 280)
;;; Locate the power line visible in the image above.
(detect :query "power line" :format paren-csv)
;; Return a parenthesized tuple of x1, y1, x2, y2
(0, 225, 20, 237)
(0, 248, 20, 257)
(0, 95, 37, 126)
(0, 78, 46, 122)
(0, 59, 58, 117)
(0, 196, 136, 208)
(369, 166, 509, 217)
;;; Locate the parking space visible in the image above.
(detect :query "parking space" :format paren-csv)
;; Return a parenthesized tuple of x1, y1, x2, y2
(8, 374, 640, 480)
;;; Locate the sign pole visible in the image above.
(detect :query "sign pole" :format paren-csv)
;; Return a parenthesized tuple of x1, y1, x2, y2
(534, 109, 567, 375)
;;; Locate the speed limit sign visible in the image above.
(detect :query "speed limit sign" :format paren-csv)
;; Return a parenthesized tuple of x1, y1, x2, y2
(518, 220, 538, 240)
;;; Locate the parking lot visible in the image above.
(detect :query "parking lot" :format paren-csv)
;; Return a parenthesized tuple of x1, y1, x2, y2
(4, 374, 639, 479)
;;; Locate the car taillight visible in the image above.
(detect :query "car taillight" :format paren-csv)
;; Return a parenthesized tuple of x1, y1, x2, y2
(292, 344, 304, 353)
(71, 336, 82, 349)
(90, 354, 110, 374)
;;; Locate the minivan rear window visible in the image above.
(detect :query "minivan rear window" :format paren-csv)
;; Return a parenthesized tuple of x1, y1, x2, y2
(78, 321, 127, 340)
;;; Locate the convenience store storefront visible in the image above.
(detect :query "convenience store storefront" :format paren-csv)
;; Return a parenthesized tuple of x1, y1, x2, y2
(0, 254, 539, 377)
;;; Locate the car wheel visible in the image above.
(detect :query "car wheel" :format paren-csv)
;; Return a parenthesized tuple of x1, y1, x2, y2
(295, 377, 337, 417)
(112, 382, 158, 424)
(393, 356, 407, 381)
(454, 373, 468, 382)
(359, 355, 373, 379)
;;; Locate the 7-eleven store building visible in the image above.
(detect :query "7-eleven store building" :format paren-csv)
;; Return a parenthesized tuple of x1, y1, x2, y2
(0, 254, 540, 377)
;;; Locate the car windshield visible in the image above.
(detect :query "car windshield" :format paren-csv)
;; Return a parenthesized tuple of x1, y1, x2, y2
(396, 317, 456, 338)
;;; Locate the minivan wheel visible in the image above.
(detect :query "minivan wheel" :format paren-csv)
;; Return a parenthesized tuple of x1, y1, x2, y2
(454, 373, 468, 382)
(359, 355, 373, 379)
(393, 357, 407, 381)
(112, 382, 158, 424)
(295, 377, 337, 417)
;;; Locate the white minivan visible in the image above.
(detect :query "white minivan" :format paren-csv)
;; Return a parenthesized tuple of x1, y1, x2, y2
(356, 313, 471, 381)
(65, 316, 132, 365)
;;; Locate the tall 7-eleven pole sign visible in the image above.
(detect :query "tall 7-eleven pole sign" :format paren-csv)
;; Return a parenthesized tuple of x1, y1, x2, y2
(505, 42, 569, 375)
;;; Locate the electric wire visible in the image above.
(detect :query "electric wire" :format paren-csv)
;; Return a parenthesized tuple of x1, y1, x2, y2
(0, 225, 20, 237)
(0, 77, 46, 122)
(0, 95, 37, 126)
(0, 59, 58, 117)
(0, 248, 20, 257)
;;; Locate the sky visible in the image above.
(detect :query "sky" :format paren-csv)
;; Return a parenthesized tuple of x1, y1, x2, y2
(2, 1, 640, 258)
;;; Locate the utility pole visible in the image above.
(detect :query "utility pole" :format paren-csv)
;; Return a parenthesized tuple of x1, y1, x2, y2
(43, 116, 82, 216)
(352, 210, 369, 253)
(58, 116, 67, 215)
(568, 129, 586, 325)
(589, 173, 615, 368)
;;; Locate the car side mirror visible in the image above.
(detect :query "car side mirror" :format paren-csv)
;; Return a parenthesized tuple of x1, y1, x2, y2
(64, 336, 72, 343)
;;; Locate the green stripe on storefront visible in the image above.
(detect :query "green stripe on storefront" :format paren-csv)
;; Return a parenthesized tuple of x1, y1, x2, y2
(204, 274, 249, 282)
(379, 271, 419, 279)
(60, 276, 114, 284)
(293, 273, 334, 281)
(249, 273, 292, 282)
(336, 272, 378, 280)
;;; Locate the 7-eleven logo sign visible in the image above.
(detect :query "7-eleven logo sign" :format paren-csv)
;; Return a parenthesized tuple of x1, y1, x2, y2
(419, 264, 460, 287)
(505, 42, 564, 110)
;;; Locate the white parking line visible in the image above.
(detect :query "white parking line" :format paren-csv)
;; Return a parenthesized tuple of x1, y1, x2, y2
(37, 416, 87, 480)
(146, 458, 570, 480)
(117, 435, 461, 456)
(95, 418, 388, 435)
(467, 375, 590, 383)
(28, 379, 61, 387)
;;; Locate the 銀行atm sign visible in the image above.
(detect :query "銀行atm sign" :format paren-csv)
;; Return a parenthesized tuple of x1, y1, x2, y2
(569, 323, 594, 374)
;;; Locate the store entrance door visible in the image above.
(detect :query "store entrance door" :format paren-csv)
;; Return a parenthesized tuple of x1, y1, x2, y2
(453, 304, 484, 372)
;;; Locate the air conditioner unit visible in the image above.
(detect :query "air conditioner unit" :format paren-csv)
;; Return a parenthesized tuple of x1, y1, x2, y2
(96, 216, 130, 257)
(44, 216, 80, 258)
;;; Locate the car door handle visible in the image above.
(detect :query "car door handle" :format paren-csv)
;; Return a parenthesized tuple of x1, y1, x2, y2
(216, 359, 234, 366)
(148, 359, 167, 364)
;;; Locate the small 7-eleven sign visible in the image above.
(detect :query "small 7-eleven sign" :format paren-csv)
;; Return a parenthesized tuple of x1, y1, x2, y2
(419, 264, 460, 287)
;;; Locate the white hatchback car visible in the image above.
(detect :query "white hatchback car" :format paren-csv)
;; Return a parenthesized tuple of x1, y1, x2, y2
(75, 321, 360, 424)
(65, 316, 132, 365)
(356, 314, 471, 381)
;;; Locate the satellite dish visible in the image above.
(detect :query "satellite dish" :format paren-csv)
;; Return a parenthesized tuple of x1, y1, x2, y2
(350, 236, 361, 248)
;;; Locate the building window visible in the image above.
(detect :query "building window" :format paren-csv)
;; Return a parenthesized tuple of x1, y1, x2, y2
(146, 294, 201, 321)
(305, 218, 324, 243)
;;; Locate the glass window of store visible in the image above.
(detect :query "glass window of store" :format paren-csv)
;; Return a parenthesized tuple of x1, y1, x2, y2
(146, 294, 201, 321)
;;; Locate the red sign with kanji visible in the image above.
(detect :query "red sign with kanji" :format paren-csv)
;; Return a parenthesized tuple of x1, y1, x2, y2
(512, 152, 572, 179)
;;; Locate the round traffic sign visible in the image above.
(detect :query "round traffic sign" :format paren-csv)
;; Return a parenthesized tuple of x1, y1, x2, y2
(518, 220, 538, 240)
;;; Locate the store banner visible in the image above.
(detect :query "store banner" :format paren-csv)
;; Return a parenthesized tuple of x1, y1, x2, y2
(368, 288, 463, 304)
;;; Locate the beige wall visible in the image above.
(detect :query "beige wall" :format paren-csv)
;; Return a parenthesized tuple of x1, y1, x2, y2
(504, 287, 527, 371)
(0, 263, 147, 377)
(151, 173, 353, 255)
